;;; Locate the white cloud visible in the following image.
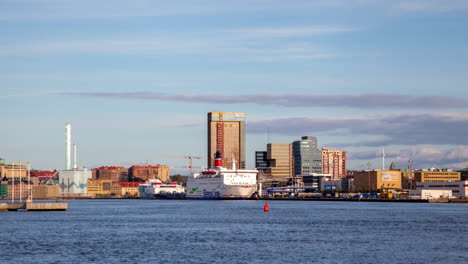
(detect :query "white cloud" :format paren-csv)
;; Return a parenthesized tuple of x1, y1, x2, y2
(1, 0, 466, 22)
(0, 25, 350, 60)
(350, 145, 468, 170)
(393, 0, 468, 13)
(64, 92, 468, 109)
(223, 26, 357, 38)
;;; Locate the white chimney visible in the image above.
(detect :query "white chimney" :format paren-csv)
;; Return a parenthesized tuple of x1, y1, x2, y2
(65, 123, 71, 170)
(381, 148, 385, 170)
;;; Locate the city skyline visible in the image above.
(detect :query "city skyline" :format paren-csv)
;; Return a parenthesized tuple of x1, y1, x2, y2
(1, 1, 467, 171)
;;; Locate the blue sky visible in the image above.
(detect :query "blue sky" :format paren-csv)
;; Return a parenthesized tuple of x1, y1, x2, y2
(1, 0, 468, 173)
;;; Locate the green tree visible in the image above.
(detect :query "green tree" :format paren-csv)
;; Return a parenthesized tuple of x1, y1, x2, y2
(170, 174, 186, 185)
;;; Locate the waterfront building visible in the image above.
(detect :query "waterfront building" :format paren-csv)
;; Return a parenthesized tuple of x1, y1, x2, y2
(303, 174, 331, 189)
(321, 148, 347, 180)
(459, 167, 468, 181)
(111, 182, 140, 197)
(129, 165, 170, 182)
(0, 163, 27, 179)
(320, 176, 354, 192)
(6, 180, 30, 200)
(94, 166, 129, 182)
(413, 169, 460, 182)
(266, 143, 293, 184)
(30, 170, 58, 185)
(413, 181, 468, 198)
(207, 112, 246, 169)
(255, 151, 269, 173)
(353, 170, 402, 192)
(59, 168, 92, 196)
(409, 189, 452, 200)
(0, 176, 7, 198)
(32, 185, 60, 199)
(255, 151, 269, 183)
(293, 136, 322, 176)
(400, 169, 415, 189)
(87, 179, 113, 197)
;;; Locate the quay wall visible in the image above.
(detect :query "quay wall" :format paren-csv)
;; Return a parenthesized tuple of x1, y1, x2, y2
(0, 202, 68, 211)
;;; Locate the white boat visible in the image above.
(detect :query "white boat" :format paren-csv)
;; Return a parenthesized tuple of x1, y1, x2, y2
(186, 152, 258, 200)
(138, 179, 185, 199)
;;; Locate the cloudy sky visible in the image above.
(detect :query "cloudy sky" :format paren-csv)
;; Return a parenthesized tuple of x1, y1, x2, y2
(1, 0, 467, 173)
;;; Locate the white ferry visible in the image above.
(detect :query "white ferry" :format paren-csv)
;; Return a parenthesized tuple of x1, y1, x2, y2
(138, 179, 185, 199)
(186, 152, 258, 200)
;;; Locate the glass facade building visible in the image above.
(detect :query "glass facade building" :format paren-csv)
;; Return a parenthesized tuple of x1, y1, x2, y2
(293, 136, 322, 176)
(255, 151, 269, 173)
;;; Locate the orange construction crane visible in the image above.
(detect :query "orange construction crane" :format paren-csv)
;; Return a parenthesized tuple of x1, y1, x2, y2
(156, 155, 204, 175)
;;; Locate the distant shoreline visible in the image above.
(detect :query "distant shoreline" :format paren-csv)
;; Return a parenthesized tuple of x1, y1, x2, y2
(5, 197, 466, 203)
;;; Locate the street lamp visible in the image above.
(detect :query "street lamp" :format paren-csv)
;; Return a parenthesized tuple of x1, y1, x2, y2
(331, 164, 335, 195)
(27, 162, 32, 202)
(367, 162, 372, 193)
(408, 160, 413, 190)
(10, 163, 15, 202)
(18, 162, 22, 203)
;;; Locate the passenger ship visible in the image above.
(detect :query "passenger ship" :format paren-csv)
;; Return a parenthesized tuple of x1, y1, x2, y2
(186, 152, 258, 199)
(138, 179, 185, 199)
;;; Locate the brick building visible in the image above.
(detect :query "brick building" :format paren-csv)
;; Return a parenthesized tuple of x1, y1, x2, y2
(94, 166, 128, 182)
(32, 185, 60, 199)
(129, 165, 170, 182)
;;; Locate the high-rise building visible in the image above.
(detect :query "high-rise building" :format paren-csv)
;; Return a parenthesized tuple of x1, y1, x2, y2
(207, 112, 246, 169)
(266, 143, 293, 182)
(292, 136, 322, 176)
(255, 151, 269, 174)
(322, 148, 347, 180)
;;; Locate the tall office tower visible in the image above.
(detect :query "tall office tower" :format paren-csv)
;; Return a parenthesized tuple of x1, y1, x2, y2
(266, 143, 293, 182)
(255, 151, 269, 173)
(321, 148, 347, 180)
(207, 112, 246, 169)
(292, 136, 322, 176)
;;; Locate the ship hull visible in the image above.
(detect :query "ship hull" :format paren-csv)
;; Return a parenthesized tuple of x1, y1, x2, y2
(139, 183, 185, 199)
(186, 174, 257, 200)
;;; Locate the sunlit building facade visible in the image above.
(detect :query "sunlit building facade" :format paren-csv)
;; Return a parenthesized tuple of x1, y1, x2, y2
(207, 112, 246, 169)
(322, 148, 347, 180)
(266, 143, 293, 183)
(414, 169, 460, 182)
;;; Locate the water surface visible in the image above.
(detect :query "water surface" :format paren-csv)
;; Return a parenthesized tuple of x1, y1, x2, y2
(1, 200, 467, 264)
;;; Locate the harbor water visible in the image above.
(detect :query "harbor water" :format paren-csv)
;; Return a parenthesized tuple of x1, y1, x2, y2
(1, 200, 467, 264)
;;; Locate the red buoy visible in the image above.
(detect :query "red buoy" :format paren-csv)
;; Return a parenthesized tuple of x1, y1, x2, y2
(263, 201, 269, 212)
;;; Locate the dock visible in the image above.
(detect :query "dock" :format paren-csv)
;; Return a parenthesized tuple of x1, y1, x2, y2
(0, 201, 68, 211)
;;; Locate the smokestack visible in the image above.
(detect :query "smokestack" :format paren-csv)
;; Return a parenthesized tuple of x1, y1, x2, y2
(214, 151, 222, 168)
(73, 143, 77, 169)
(65, 123, 71, 170)
(381, 148, 385, 170)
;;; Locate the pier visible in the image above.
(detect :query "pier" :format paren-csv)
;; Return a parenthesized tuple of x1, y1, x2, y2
(0, 201, 68, 211)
